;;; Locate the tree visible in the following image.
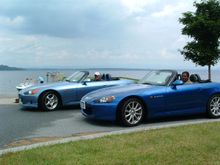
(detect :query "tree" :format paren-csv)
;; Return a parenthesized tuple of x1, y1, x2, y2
(179, 0, 220, 80)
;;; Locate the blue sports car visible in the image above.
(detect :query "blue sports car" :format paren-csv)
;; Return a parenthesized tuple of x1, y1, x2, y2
(19, 71, 134, 111)
(81, 70, 220, 126)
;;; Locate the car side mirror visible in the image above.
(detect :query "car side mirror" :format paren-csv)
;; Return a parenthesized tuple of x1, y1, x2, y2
(82, 78, 91, 85)
(172, 80, 184, 86)
(38, 76, 44, 84)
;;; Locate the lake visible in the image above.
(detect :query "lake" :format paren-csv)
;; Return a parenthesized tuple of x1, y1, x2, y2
(0, 69, 219, 98)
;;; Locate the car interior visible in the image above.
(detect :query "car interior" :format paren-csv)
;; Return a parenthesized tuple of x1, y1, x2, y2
(87, 73, 120, 82)
(175, 73, 211, 83)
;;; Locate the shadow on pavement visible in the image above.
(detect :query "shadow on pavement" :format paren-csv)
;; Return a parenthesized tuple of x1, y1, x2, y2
(20, 105, 81, 112)
(144, 114, 207, 124)
(82, 114, 208, 127)
(82, 118, 120, 127)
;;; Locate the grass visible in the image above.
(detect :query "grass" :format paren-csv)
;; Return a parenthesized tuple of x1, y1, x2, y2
(1, 122, 220, 165)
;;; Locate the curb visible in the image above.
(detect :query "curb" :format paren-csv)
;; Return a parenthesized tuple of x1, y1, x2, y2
(0, 118, 220, 156)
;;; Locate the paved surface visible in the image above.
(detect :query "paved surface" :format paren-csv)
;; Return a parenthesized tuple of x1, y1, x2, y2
(0, 103, 219, 150)
(0, 104, 127, 149)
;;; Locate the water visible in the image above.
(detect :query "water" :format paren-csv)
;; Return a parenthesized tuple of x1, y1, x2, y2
(0, 69, 219, 98)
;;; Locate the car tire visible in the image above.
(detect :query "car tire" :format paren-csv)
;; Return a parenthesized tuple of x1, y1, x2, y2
(207, 94, 220, 118)
(119, 98, 144, 127)
(39, 91, 61, 111)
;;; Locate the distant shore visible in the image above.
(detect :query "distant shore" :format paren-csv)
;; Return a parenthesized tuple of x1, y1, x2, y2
(0, 65, 23, 71)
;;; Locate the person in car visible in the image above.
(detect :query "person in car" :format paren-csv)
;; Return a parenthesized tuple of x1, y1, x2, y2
(94, 72, 102, 81)
(181, 71, 192, 84)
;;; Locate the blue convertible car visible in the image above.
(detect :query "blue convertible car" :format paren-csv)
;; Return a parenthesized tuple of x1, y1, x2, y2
(81, 70, 220, 126)
(19, 71, 134, 111)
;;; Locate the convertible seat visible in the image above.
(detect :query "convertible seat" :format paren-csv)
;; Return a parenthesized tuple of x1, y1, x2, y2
(190, 74, 211, 83)
(101, 74, 106, 80)
(194, 74, 211, 83)
(106, 74, 112, 81)
(190, 74, 198, 83)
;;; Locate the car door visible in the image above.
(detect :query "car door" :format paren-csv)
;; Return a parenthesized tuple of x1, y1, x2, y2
(164, 83, 203, 113)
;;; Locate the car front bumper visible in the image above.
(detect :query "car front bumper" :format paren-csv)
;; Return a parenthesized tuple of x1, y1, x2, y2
(81, 101, 118, 121)
(19, 94, 38, 108)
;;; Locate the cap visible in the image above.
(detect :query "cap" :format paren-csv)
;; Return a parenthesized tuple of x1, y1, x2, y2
(94, 72, 100, 76)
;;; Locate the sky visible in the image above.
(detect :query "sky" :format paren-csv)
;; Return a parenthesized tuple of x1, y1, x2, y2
(0, 0, 219, 69)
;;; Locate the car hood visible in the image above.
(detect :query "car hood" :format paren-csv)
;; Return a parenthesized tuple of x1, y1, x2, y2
(83, 84, 158, 100)
(21, 81, 77, 92)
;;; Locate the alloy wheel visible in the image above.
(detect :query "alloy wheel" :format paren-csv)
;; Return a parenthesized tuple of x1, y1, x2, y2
(124, 100, 143, 125)
(44, 93, 58, 110)
(209, 96, 220, 117)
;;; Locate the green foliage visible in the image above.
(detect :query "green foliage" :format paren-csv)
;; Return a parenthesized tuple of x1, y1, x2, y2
(179, 0, 220, 67)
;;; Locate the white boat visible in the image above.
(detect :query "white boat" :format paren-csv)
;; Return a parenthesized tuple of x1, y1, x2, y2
(16, 82, 35, 91)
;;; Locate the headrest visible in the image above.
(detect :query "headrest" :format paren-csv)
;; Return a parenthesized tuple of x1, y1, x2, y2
(101, 74, 106, 80)
(190, 74, 198, 82)
(106, 74, 112, 81)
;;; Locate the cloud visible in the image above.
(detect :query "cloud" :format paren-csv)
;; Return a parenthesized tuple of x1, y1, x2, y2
(0, 15, 25, 29)
(120, 0, 158, 14)
(151, 5, 176, 17)
(0, 0, 131, 38)
(0, 0, 219, 69)
(151, 2, 192, 18)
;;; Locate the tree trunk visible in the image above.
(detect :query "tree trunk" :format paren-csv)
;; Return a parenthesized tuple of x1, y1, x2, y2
(208, 65, 211, 80)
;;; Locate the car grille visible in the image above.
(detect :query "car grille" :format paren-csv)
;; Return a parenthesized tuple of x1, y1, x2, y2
(83, 106, 92, 115)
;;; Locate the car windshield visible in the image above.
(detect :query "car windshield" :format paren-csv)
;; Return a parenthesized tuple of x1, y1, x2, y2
(139, 71, 172, 86)
(65, 71, 87, 82)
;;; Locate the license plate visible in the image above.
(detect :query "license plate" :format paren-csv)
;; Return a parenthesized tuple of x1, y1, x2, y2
(80, 101, 86, 109)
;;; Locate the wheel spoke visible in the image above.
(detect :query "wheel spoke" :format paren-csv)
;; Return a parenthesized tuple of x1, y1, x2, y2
(128, 115, 132, 122)
(134, 103, 139, 109)
(127, 104, 132, 109)
(125, 113, 131, 118)
(135, 112, 142, 116)
(135, 107, 142, 112)
(125, 109, 130, 113)
(51, 95, 55, 100)
(134, 114, 140, 120)
(46, 95, 52, 101)
(52, 102, 57, 106)
(131, 116, 135, 124)
(131, 102, 135, 108)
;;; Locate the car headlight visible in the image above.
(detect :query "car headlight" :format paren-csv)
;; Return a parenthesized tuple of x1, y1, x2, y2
(25, 89, 40, 95)
(96, 96, 115, 103)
